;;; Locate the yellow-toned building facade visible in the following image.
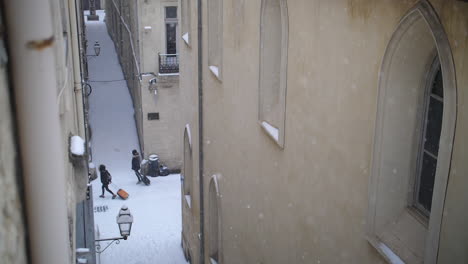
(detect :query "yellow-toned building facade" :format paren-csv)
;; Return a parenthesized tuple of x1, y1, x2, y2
(179, 0, 468, 263)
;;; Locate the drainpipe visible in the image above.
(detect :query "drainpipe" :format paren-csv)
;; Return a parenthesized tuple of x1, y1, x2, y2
(197, 0, 205, 262)
(69, 0, 86, 138)
(4, 1, 71, 264)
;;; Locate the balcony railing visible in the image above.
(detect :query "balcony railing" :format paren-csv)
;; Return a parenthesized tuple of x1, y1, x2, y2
(158, 53, 179, 74)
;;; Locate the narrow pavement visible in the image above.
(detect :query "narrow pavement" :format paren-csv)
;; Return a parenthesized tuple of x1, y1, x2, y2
(86, 11, 187, 264)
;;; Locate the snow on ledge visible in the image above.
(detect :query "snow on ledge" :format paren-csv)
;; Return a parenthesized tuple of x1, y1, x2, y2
(185, 124, 192, 148)
(70, 136, 85, 156)
(158, 72, 180, 76)
(378, 242, 405, 264)
(77, 258, 87, 264)
(76, 248, 90, 253)
(261, 121, 279, 142)
(182, 33, 189, 45)
(185, 195, 192, 208)
(209, 65, 220, 79)
(210, 258, 219, 264)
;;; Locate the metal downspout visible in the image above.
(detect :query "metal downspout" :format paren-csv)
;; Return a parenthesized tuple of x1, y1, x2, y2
(4, 0, 71, 263)
(197, 0, 205, 262)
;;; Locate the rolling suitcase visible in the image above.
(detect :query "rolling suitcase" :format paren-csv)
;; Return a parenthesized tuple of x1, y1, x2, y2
(117, 188, 129, 200)
(142, 175, 151, 186)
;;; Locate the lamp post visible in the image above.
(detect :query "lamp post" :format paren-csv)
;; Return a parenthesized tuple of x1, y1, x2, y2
(116, 205, 133, 239)
(86, 41, 101, 57)
(93, 42, 101, 56)
(95, 205, 134, 253)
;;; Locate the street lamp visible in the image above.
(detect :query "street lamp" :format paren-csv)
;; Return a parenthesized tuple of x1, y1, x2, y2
(117, 205, 133, 239)
(95, 205, 134, 253)
(93, 42, 101, 56)
(86, 41, 101, 57)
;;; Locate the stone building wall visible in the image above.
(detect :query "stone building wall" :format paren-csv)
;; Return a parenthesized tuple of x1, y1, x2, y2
(0, 16, 28, 263)
(106, 0, 183, 169)
(179, 0, 468, 263)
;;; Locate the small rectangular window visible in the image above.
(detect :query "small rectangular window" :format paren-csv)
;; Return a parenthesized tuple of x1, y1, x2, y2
(165, 6, 177, 19)
(148, 112, 160, 120)
(165, 7, 178, 54)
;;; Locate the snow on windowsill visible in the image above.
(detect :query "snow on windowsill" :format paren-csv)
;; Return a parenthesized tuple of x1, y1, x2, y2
(76, 248, 90, 253)
(77, 258, 87, 264)
(210, 258, 219, 264)
(158, 72, 180, 76)
(70, 135, 85, 156)
(209, 65, 221, 80)
(377, 242, 405, 264)
(182, 33, 189, 45)
(185, 195, 192, 208)
(261, 121, 279, 142)
(185, 124, 192, 148)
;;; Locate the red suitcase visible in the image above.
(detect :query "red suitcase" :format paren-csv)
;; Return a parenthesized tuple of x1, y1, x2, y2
(117, 189, 129, 200)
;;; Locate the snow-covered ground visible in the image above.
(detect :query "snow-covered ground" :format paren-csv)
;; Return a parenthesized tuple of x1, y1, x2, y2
(86, 11, 187, 264)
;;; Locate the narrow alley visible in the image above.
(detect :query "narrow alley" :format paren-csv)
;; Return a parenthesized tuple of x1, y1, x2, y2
(86, 11, 187, 264)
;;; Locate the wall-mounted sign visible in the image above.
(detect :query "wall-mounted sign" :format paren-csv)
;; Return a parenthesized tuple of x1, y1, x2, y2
(148, 112, 160, 120)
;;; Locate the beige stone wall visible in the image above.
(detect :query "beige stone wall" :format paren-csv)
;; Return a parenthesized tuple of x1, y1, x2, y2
(180, 0, 468, 263)
(106, 0, 144, 150)
(106, 0, 183, 168)
(1, 0, 89, 262)
(0, 31, 28, 264)
(141, 75, 184, 169)
(179, 0, 201, 259)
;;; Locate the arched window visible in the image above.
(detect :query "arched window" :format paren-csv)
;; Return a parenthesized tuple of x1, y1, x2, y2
(208, 175, 222, 264)
(181, 0, 191, 45)
(183, 124, 193, 208)
(367, 2, 456, 263)
(258, 0, 288, 148)
(207, 0, 223, 80)
(414, 57, 443, 216)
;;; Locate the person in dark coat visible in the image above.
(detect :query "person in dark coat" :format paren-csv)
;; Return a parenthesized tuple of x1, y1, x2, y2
(99, 164, 116, 199)
(132, 149, 143, 183)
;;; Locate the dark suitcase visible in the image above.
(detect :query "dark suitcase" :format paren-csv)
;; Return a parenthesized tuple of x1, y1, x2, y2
(117, 189, 129, 199)
(142, 175, 151, 185)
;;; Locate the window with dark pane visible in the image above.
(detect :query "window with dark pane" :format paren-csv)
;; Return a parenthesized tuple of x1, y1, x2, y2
(166, 6, 177, 19)
(165, 7, 178, 54)
(415, 59, 443, 216)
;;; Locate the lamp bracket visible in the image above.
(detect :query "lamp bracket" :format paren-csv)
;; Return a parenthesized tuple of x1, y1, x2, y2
(95, 237, 125, 253)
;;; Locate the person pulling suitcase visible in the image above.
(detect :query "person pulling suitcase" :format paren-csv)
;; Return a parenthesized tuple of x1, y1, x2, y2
(132, 149, 143, 183)
(99, 164, 117, 199)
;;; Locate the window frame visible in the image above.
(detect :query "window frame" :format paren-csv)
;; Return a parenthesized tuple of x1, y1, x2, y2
(367, 2, 457, 263)
(164, 6, 178, 55)
(413, 56, 442, 218)
(208, 175, 222, 264)
(258, 0, 288, 148)
(183, 124, 193, 209)
(207, 0, 223, 80)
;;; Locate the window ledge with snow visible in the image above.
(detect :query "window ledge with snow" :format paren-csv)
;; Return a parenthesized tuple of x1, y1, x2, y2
(158, 72, 180, 76)
(367, 239, 406, 264)
(185, 194, 192, 208)
(209, 65, 221, 81)
(70, 135, 85, 157)
(182, 33, 190, 46)
(261, 121, 279, 140)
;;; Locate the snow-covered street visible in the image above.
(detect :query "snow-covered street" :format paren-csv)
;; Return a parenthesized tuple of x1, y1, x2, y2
(86, 11, 187, 264)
